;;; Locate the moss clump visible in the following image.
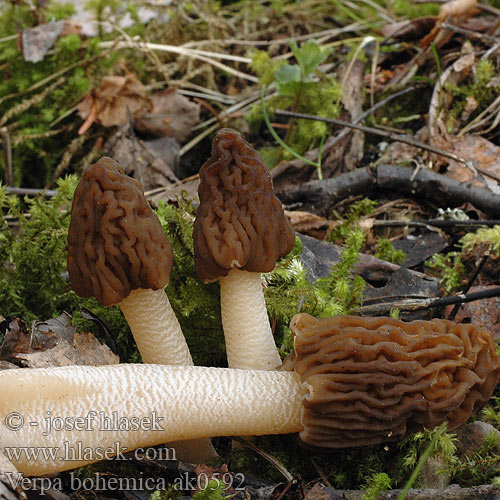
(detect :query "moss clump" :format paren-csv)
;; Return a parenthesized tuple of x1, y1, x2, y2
(461, 224, 500, 256)
(446, 59, 500, 133)
(374, 238, 406, 265)
(0, 176, 79, 323)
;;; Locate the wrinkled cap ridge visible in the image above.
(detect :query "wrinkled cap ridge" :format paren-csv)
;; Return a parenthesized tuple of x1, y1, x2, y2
(67, 157, 173, 306)
(194, 128, 295, 283)
(287, 314, 500, 450)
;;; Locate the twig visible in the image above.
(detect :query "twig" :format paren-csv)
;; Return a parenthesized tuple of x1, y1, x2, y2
(47, 133, 88, 188)
(447, 254, 489, 320)
(178, 89, 235, 104)
(5, 187, 58, 197)
(0, 127, 13, 186)
(232, 437, 293, 482)
(193, 97, 225, 128)
(279, 165, 500, 218)
(441, 22, 500, 44)
(371, 219, 500, 229)
(182, 22, 367, 47)
(274, 109, 476, 171)
(360, 286, 500, 316)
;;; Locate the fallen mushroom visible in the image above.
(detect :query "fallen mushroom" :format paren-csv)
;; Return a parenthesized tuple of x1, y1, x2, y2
(67, 157, 192, 366)
(194, 129, 295, 370)
(1, 314, 498, 476)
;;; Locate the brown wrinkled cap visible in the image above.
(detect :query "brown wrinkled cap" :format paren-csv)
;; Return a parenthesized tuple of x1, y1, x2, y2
(193, 128, 295, 283)
(286, 313, 500, 450)
(67, 157, 173, 306)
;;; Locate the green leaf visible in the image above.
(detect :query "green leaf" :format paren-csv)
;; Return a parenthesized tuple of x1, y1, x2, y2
(274, 63, 301, 96)
(291, 39, 331, 78)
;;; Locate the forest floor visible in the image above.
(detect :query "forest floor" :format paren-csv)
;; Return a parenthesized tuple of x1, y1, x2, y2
(2, 0, 500, 499)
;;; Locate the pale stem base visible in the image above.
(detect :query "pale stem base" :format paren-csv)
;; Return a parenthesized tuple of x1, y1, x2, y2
(0, 364, 305, 476)
(219, 270, 282, 370)
(119, 289, 216, 460)
(119, 288, 192, 366)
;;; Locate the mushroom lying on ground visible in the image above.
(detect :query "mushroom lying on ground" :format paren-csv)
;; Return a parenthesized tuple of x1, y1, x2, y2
(68, 157, 192, 366)
(194, 128, 295, 370)
(1, 314, 499, 476)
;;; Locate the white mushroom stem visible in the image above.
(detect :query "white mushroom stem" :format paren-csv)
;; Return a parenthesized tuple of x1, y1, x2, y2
(0, 364, 306, 477)
(119, 288, 216, 461)
(119, 288, 192, 366)
(219, 269, 282, 370)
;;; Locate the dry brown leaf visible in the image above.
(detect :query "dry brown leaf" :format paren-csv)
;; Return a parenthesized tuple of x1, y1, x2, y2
(104, 131, 179, 191)
(285, 210, 336, 240)
(441, 134, 500, 194)
(134, 88, 201, 143)
(422, 0, 478, 48)
(438, 0, 478, 21)
(445, 285, 500, 340)
(0, 313, 118, 368)
(381, 17, 436, 41)
(77, 74, 153, 130)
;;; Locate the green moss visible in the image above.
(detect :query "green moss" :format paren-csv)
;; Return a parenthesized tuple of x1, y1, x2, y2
(426, 251, 465, 294)
(392, 0, 440, 18)
(461, 224, 500, 256)
(360, 473, 391, 500)
(445, 59, 500, 133)
(0, 176, 79, 323)
(374, 238, 406, 265)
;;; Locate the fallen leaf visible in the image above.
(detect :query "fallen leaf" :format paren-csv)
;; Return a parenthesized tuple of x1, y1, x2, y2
(442, 135, 500, 194)
(285, 210, 336, 240)
(0, 313, 118, 368)
(437, 0, 478, 21)
(445, 285, 500, 339)
(381, 17, 436, 41)
(134, 88, 201, 143)
(422, 0, 479, 48)
(21, 20, 66, 63)
(104, 131, 179, 191)
(77, 74, 153, 130)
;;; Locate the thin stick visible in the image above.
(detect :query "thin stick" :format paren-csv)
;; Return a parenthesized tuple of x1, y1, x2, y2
(441, 22, 500, 44)
(0, 127, 13, 186)
(371, 219, 500, 228)
(447, 254, 489, 321)
(275, 109, 476, 171)
(360, 286, 500, 316)
(5, 187, 58, 197)
(100, 40, 258, 83)
(182, 22, 367, 47)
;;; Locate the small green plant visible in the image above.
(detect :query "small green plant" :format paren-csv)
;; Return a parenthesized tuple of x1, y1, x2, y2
(247, 39, 340, 169)
(360, 472, 391, 500)
(400, 424, 457, 490)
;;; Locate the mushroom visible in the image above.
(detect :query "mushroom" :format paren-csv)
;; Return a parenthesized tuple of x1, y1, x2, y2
(2, 314, 498, 476)
(68, 157, 216, 462)
(67, 157, 192, 366)
(193, 129, 295, 370)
